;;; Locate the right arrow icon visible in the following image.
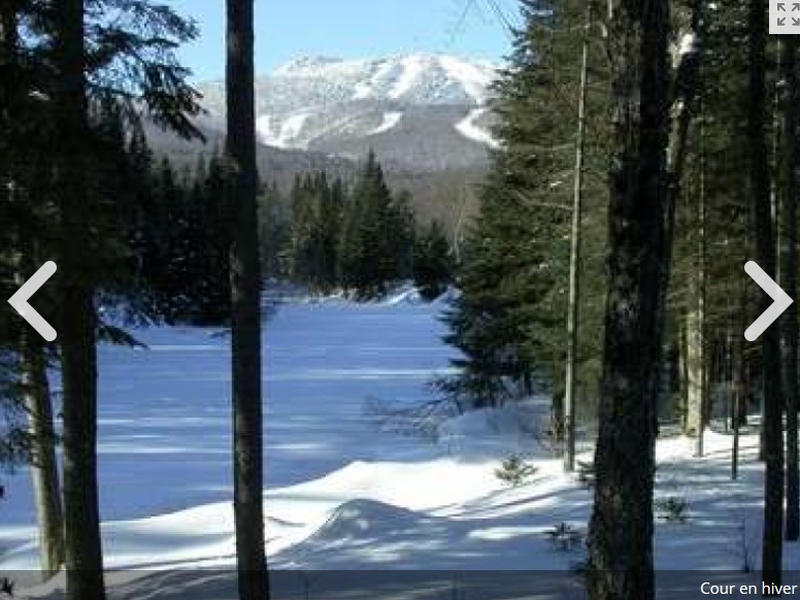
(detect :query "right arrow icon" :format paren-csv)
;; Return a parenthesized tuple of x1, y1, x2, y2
(745, 260, 793, 341)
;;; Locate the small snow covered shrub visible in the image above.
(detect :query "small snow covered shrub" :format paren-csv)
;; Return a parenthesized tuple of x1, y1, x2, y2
(656, 495, 690, 522)
(495, 455, 537, 486)
(546, 522, 584, 552)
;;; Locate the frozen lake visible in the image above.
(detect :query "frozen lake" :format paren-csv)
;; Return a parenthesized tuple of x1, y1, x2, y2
(4, 296, 791, 578)
(1, 299, 456, 548)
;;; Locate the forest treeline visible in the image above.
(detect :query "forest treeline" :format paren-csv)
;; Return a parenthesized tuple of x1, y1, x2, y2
(441, 0, 787, 469)
(135, 146, 454, 323)
(262, 150, 453, 302)
(440, 0, 798, 596)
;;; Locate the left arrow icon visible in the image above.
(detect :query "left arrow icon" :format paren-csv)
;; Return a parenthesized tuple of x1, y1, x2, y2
(8, 261, 57, 342)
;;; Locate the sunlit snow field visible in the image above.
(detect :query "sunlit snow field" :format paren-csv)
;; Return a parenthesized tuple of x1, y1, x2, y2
(1, 294, 459, 548)
(1, 292, 798, 595)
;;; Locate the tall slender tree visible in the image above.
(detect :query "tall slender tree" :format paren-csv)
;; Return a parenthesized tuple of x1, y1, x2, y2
(586, 0, 671, 598)
(563, 2, 592, 473)
(21, 328, 64, 577)
(747, 0, 783, 584)
(225, 0, 270, 599)
(780, 36, 798, 543)
(4, 2, 69, 579)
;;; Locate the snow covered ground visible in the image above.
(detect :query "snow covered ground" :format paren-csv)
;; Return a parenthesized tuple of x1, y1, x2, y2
(1, 293, 797, 599)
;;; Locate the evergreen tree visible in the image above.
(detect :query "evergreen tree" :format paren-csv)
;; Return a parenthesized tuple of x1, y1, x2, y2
(387, 189, 415, 281)
(340, 151, 415, 298)
(195, 155, 233, 323)
(289, 173, 324, 289)
(440, 0, 609, 412)
(124, 149, 235, 325)
(0, 0, 38, 492)
(2, 1, 202, 592)
(289, 171, 346, 293)
(259, 180, 290, 279)
(316, 175, 345, 292)
(413, 221, 453, 301)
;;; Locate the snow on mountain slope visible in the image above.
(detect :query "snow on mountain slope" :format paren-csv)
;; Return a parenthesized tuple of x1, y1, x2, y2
(352, 60, 399, 101)
(439, 55, 497, 104)
(368, 112, 404, 136)
(257, 111, 313, 149)
(268, 53, 496, 106)
(455, 108, 500, 149)
(389, 57, 424, 100)
(198, 53, 502, 170)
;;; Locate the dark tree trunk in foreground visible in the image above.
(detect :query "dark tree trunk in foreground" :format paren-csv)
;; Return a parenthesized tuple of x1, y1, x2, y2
(54, 1, 106, 599)
(21, 331, 65, 577)
(780, 36, 799, 544)
(226, 1, 269, 599)
(747, 0, 783, 585)
(587, 0, 671, 598)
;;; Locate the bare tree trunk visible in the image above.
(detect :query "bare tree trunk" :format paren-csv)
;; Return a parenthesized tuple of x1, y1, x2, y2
(780, 36, 799, 543)
(226, 1, 269, 599)
(586, 0, 671, 598)
(656, 0, 703, 421)
(696, 104, 707, 457)
(685, 305, 705, 444)
(761, 40, 785, 465)
(563, 2, 591, 474)
(732, 328, 741, 480)
(690, 108, 708, 457)
(21, 330, 64, 578)
(53, 1, 106, 599)
(747, 0, 783, 585)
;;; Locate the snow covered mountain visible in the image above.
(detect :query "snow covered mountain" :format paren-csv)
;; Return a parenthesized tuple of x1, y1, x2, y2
(197, 54, 501, 171)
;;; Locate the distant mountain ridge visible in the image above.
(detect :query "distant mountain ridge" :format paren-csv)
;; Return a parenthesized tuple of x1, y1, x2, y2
(196, 53, 502, 171)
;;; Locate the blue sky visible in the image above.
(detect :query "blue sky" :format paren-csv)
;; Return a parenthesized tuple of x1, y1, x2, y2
(164, 0, 521, 82)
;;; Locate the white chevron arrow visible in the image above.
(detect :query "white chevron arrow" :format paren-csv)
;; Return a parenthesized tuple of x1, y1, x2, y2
(744, 260, 793, 342)
(8, 261, 57, 342)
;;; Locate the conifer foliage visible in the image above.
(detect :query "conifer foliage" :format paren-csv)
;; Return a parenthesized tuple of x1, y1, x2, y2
(127, 151, 234, 325)
(1, 1, 203, 595)
(440, 0, 609, 411)
(280, 151, 443, 300)
(339, 151, 416, 299)
(288, 171, 344, 293)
